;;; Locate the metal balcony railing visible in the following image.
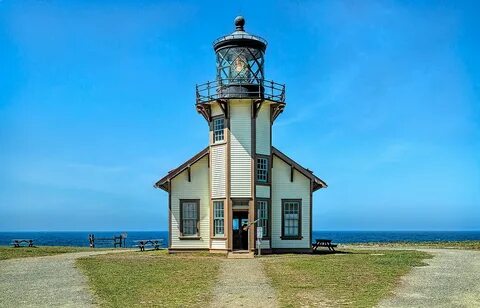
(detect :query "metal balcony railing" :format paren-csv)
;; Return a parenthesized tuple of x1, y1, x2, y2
(196, 79, 285, 104)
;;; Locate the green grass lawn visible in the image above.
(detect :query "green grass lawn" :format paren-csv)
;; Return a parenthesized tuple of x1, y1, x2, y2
(77, 250, 222, 307)
(261, 249, 431, 308)
(0, 246, 92, 260)
(346, 241, 480, 250)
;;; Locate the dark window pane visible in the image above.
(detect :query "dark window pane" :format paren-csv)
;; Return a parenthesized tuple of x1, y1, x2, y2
(182, 201, 198, 236)
(213, 118, 224, 142)
(283, 201, 300, 237)
(256, 157, 269, 183)
(213, 201, 224, 236)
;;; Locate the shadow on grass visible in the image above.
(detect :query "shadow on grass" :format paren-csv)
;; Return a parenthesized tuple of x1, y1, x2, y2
(311, 249, 353, 255)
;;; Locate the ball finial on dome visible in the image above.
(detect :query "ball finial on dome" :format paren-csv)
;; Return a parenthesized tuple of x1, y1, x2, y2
(234, 16, 245, 31)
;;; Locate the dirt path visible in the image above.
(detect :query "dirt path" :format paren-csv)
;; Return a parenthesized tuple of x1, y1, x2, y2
(0, 250, 128, 308)
(210, 258, 277, 307)
(377, 248, 480, 308)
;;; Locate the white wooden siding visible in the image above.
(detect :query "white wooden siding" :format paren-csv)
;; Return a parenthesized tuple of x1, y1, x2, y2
(211, 103, 223, 117)
(256, 239, 270, 249)
(211, 145, 226, 198)
(230, 100, 252, 198)
(271, 155, 311, 249)
(211, 239, 227, 250)
(256, 185, 270, 198)
(256, 104, 270, 155)
(170, 156, 209, 249)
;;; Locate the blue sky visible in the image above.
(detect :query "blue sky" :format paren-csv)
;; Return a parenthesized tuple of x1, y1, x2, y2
(1, 0, 479, 231)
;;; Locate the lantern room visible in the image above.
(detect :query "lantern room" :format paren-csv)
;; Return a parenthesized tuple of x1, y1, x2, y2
(195, 16, 286, 121)
(213, 16, 266, 87)
(196, 16, 285, 109)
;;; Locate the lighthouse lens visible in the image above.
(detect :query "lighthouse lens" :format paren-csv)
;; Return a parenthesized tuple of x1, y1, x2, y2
(230, 55, 250, 82)
(234, 57, 246, 72)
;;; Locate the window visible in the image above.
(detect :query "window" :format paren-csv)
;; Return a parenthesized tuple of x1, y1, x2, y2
(256, 157, 269, 183)
(282, 199, 301, 239)
(180, 200, 199, 236)
(213, 201, 224, 236)
(213, 117, 224, 143)
(256, 200, 269, 238)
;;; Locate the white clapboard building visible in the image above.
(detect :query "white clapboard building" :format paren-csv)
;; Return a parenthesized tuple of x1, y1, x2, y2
(155, 16, 327, 253)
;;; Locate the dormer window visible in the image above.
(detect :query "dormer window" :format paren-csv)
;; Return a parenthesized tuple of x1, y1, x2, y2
(213, 117, 225, 143)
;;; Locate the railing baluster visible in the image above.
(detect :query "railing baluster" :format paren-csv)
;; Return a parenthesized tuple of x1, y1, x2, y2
(271, 80, 274, 99)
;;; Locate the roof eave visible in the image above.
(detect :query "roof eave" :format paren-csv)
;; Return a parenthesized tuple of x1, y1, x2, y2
(272, 146, 327, 192)
(153, 181, 169, 192)
(312, 180, 328, 192)
(154, 147, 209, 193)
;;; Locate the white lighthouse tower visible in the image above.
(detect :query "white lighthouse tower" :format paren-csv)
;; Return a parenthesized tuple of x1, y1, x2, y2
(156, 17, 326, 253)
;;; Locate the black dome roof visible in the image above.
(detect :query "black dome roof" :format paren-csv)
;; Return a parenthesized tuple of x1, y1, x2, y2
(213, 16, 267, 52)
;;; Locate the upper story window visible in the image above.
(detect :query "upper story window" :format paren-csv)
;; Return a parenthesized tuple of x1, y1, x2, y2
(213, 117, 225, 143)
(256, 157, 269, 183)
(213, 201, 225, 236)
(180, 200, 199, 237)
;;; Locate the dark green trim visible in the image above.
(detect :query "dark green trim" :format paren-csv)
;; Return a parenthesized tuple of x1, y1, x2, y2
(255, 154, 271, 185)
(178, 236, 202, 240)
(281, 199, 302, 240)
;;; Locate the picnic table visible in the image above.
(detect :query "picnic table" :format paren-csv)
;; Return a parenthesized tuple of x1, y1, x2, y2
(312, 239, 337, 252)
(11, 239, 34, 248)
(134, 239, 163, 251)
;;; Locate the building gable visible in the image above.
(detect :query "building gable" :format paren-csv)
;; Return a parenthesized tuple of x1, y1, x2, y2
(272, 146, 327, 192)
(154, 147, 209, 192)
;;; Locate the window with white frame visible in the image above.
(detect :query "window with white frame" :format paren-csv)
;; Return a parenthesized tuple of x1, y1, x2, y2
(282, 200, 301, 238)
(181, 200, 199, 236)
(213, 117, 224, 143)
(256, 157, 269, 183)
(213, 201, 224, 236)
(256, 200, 269, 237)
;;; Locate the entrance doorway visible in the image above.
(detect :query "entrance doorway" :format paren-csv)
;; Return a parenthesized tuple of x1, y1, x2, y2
(232, 210, 249, 250)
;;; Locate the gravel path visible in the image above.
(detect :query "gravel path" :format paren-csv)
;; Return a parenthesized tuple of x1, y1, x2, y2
(210, 258, 278, 307)
(378, 248, 480, 308)
(0, 250, 128, 308)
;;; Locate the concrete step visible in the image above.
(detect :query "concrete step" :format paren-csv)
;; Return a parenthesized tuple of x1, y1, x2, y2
(227, 251, 254, 259)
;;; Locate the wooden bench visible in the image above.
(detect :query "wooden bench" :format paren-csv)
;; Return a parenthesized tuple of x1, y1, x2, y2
(88, 234, 127, 248)
(312, 239, 338, 252)
(11, 239, 34, 248)
(135, 239, 163, 251)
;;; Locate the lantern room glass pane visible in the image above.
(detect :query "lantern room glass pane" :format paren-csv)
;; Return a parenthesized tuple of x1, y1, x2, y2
(216, 47, 264, 85)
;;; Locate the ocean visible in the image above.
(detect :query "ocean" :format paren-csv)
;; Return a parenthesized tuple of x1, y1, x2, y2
(1, 231, 479, 248)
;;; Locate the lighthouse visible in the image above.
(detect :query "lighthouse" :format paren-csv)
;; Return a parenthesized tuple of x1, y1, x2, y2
(155, 17, 326, 254)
